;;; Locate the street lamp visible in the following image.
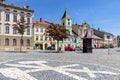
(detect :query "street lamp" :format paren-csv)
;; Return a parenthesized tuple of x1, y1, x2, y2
(107, 35, 110, 55)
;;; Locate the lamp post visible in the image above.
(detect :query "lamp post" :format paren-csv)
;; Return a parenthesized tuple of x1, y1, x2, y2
(107, 35, 110, 55)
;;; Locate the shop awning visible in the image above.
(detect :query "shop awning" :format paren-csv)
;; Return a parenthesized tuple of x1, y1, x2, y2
(35, 42, 43, 45)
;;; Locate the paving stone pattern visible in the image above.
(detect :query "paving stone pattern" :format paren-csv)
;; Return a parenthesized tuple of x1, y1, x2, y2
(0, 59, 120, 80)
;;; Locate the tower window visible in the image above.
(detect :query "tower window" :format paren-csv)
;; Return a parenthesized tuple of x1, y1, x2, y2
(63, 23, 64, 25)
(68, 22, 70, 25)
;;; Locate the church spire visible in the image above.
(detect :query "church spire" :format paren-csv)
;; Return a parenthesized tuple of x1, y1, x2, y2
(61, 9, 71, 20)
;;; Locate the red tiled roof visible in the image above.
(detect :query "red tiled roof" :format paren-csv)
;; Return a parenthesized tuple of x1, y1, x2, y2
(34, 20, 52, 26)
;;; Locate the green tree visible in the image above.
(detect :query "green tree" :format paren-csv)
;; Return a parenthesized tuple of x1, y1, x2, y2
(45, 23, 69, 51)
(13, 18, 30, 52)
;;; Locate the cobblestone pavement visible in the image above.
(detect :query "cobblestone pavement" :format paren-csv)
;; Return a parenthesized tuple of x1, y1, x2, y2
(0, 48, 120, 69)
(0, 58, 120, 80)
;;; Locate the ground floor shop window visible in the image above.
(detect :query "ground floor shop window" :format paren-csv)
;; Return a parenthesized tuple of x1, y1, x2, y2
(35, 44, 43, 49)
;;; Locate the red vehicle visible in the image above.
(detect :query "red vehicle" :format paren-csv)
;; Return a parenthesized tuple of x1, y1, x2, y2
(64, 46, 75, 51)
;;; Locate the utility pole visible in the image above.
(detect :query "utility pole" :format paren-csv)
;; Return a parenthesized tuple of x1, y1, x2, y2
(107, 35, 110, 55)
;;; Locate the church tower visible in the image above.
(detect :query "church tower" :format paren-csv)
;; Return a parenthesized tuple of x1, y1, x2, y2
(61, 9, 73, 35)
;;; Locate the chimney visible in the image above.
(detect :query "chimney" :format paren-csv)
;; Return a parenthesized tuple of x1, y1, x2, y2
(40, 18, 42, 22)
(23, 5, 29, 9)
(0, 0, 5, 4)
(98, 28, 100, 31)
(26, 5, 29, 9)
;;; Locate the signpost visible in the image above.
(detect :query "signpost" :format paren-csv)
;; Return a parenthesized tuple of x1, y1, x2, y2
(107, 35, 110, 55)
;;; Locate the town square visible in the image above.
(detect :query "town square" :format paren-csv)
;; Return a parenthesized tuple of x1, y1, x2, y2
(0, 0, 120, 80)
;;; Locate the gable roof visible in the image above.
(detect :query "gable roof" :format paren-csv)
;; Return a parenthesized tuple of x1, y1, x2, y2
(34, 20, 52, 27)
(93, 28, 113, 38)
(83, 30, 92, 39)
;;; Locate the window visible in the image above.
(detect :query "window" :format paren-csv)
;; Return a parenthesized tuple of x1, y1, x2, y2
(63, 22, 64, 25)
(36, 27, 39, 32)
(68, 22, 70, 25)
(36, 36, 38, 41)
(20, 39, 24, 46)
(68, 19, 70, 21)
(27, 13, 30, 15)
(0, 25, 1, 33)
(27, 39, 30, 46)
(5, 38, 9, 46)
(6, 14, 10, 21)
(21, 12, 24, 14)
(27, 18, 30, 24)
(13, 27, 17, 34)
(27, 28, 30, 35)
(0, 39, 1, 45)
(40, 36, 43, 41)
(5, 26, 9, 34)
(49, 37, 52, 41)
(45, 37, 47, 41)
(20, 16, 24, 21)
(0, 12, 1, 20)
(40, 28, 43, 33)
(13, 39, 17, 46)
(13, 15, 17, 22)
(13, 10, 17, 13)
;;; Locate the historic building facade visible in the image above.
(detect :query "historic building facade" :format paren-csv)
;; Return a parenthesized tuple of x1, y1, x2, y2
(59, 9, 78, 50)
(94, 29, 118, 48)
(73, 22, 117, 48)
(0, 0, 34, 51)
(34, 18, 57, 50)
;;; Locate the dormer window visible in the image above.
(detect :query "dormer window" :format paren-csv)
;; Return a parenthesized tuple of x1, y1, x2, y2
(21, 12, 24, 14)
(6, 9, 10, 11)
(27, 13, 30, 15)
(13, 10, 17, 13)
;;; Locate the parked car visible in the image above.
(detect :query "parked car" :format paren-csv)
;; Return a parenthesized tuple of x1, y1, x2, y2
(64, 46, 75, 51)
(100, 46, 108, 49)
(47, 46, 55, 50)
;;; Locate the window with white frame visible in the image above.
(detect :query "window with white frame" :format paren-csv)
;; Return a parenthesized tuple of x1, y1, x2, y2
(5, 26, 9, 34)
(45, 37, 47, 41)
(36, 27, 39, 32)
(5, 38, 9, 46)
(49, 37, 52, 41)
(27, 28, 30, 35)
(40, 27, 43, 33)
(40, 36, 43, 41)
(6, 14, 10, 21)
(27, 39, 30, 46)
(13, 15, 17, 22)
(13, 27, 17, 34)
(0, 25, 1, 33)
(13, 39, 17, 46)
(0, 12, 1, 20)
(36, 36, 38, 41)
(27, 17, 30, 24)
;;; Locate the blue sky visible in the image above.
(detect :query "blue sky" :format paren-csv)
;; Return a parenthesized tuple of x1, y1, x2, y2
(6, 0, 120, 36)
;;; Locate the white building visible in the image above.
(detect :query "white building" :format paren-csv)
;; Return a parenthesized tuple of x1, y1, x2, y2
(0, 0, 34, 51)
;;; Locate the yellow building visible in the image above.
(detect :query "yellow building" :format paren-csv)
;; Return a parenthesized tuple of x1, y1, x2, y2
(33, 18, 57, 50)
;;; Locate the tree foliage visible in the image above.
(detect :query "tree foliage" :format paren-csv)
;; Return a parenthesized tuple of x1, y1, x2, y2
(13, 18, 30, 35)
(45, 23, 69, 41)
(13, 18, 30, 52)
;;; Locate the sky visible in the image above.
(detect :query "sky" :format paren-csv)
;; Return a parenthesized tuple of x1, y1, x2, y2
(6, 0, 120, 36)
